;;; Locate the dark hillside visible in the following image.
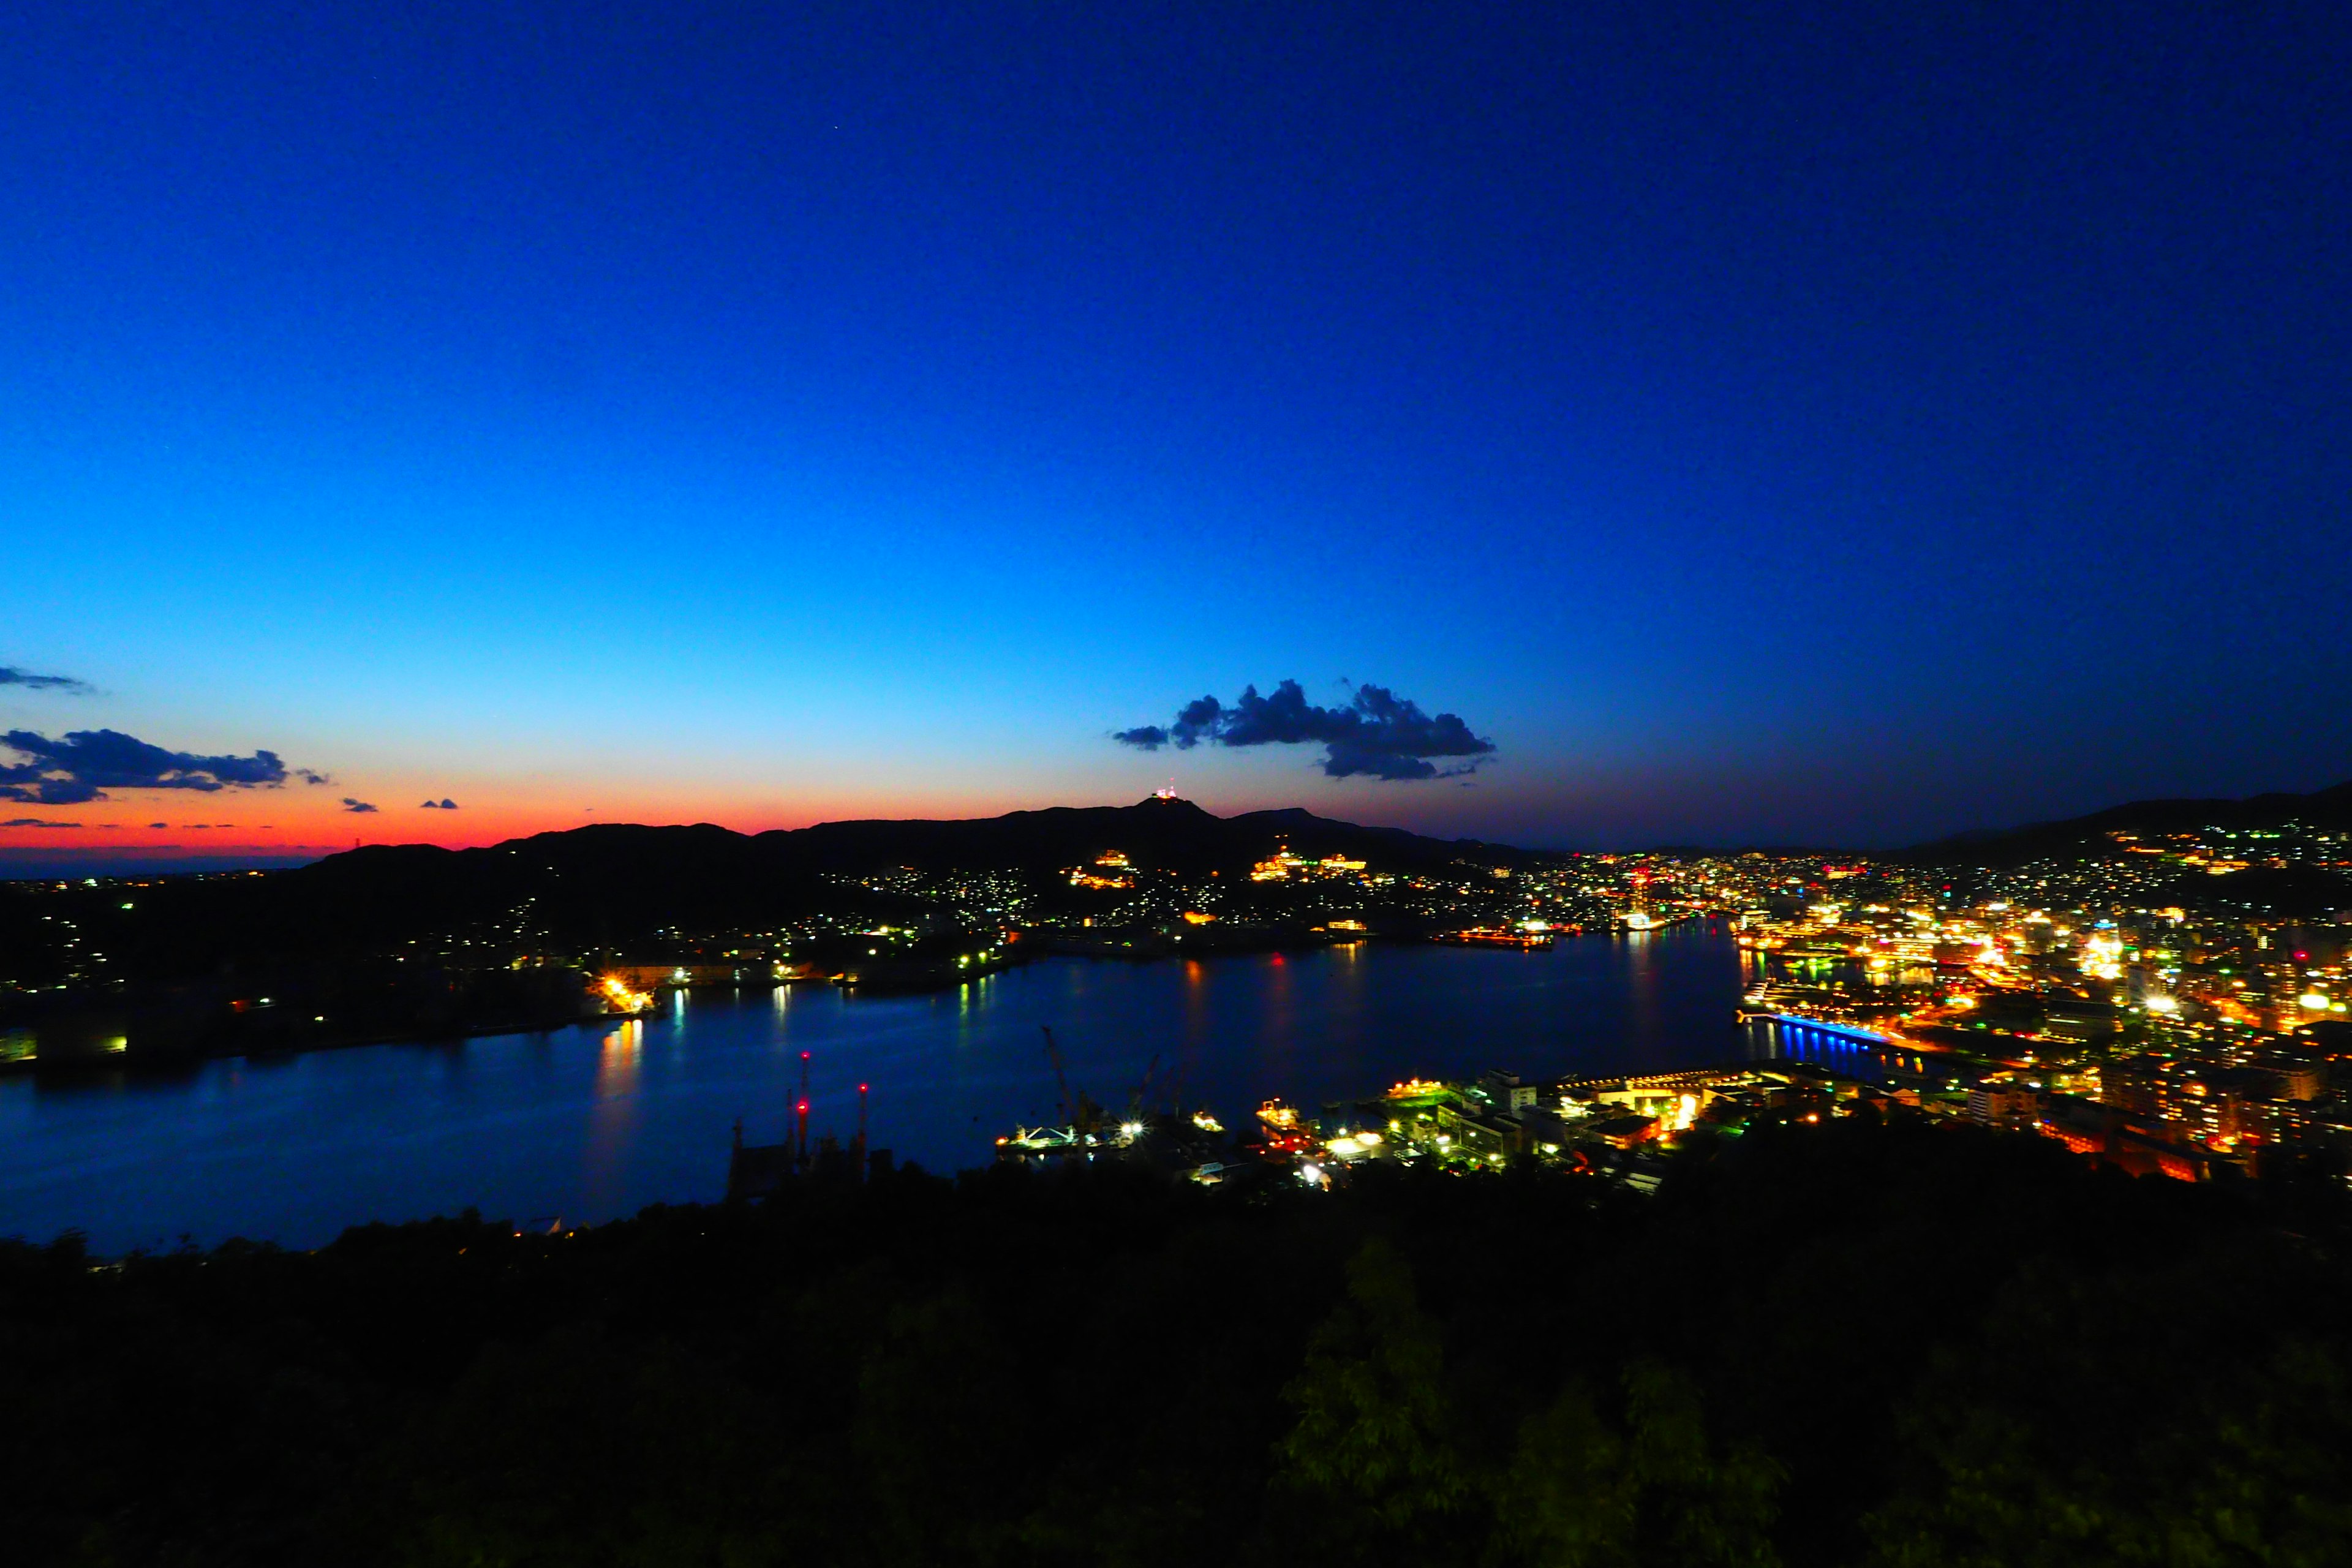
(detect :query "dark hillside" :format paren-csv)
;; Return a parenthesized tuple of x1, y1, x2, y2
(3, 1115, 2348, 1567)
(1905, 779, 2352, 864)
(2, 797, 1537, 986)
(780, 794, 1522, 879)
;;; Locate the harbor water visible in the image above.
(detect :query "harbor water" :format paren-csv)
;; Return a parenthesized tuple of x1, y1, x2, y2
(1, 924, 1762, 1253)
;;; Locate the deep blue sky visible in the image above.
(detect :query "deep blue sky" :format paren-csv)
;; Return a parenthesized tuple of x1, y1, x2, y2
(3, 0, 2347, 858)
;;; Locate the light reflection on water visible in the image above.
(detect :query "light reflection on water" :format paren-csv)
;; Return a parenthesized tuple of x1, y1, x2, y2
(585, 1021, 642, 1213)
(0, 926, 1746, 1253)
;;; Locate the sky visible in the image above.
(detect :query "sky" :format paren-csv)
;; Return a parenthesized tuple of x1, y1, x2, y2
(4, 0, 2349, 870)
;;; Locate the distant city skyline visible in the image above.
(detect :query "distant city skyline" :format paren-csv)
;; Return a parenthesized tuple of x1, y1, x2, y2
(6, 3, 2349, 869)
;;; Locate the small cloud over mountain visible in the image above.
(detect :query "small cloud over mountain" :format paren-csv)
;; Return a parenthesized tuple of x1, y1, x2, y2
(420, 797, 459, 809)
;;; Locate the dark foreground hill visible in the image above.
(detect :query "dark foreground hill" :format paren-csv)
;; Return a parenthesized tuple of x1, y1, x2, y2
(4, 1114, 2350, 1567)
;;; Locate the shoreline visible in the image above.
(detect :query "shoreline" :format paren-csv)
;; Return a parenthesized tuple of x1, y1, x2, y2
(1, 921, 1728, 1080)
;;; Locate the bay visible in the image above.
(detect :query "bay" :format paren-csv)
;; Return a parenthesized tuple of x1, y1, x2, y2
(0, 923, 1758, 1253)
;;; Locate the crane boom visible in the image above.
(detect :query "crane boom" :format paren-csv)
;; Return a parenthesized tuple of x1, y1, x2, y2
(1042, 1026, 1077, 1128)
(1128, 1052, 1161, 1120)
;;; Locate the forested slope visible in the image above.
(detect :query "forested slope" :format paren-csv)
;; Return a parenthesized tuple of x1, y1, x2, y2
(4, 1114, 2347, 1567)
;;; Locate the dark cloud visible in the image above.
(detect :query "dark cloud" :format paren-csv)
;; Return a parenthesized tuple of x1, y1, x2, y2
(1115, 679, 1497, 782)
(0, 666, 92, 694)
(296, 768, 334, 785)
(149, 821, 167, 829)
(341, 797, 379, 813)
(420, 797, 459, 809)
(0, 729, 296, 805)
(2, 818, 79, 828)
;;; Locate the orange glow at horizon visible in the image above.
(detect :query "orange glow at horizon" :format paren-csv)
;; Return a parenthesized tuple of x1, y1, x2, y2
(0, 778, 1257, 864)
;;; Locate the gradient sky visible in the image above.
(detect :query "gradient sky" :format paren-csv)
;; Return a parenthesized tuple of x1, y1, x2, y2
(4, 1, 2349, 868)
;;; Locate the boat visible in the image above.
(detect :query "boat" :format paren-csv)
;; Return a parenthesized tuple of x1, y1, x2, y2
(1254, 1098, 1319, 1155)
(1431, 928, 1555, 949)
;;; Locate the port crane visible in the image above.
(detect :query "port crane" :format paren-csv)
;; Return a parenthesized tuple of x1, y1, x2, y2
(996, 1030, 1227, 1171)
(1041, 1027, 1105, 1149)
(1126, 1052, 1161, 1125)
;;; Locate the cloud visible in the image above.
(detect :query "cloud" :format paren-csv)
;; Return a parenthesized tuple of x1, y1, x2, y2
(0, 729, 298, 805)
(149, 821, 167, 828)
(420, 797, 459, 809)
(1115, 679, 1497, 782)
(2, 818, 80, 828)
(341, 797, 379, 813)
(0, 666, 92, 694)
(295, 768, 334, 785)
